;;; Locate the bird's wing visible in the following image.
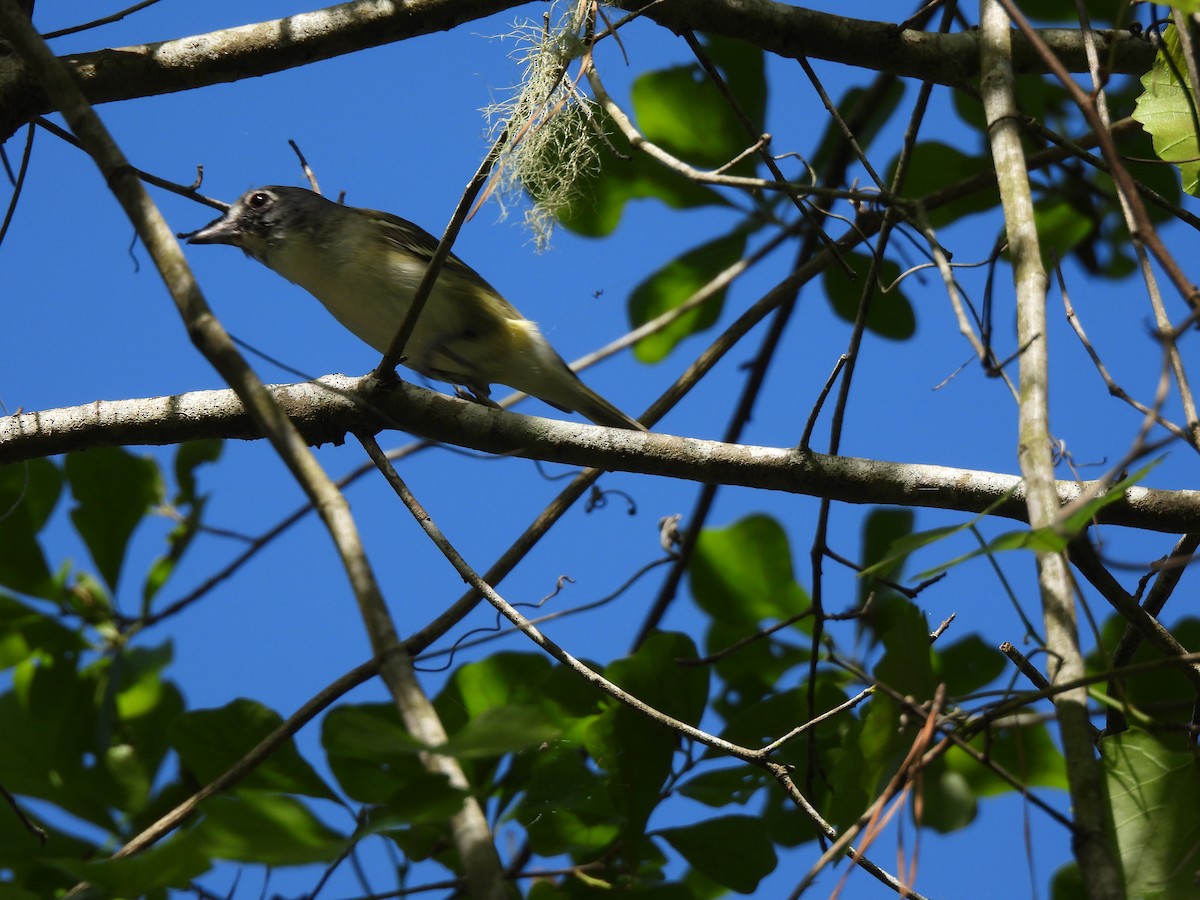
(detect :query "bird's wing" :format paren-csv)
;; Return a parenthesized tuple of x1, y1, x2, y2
(367, 210, 517, 313)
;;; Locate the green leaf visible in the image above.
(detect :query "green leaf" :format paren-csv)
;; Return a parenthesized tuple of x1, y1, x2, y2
(947, 720, 1067, 796)
(0, 656, 125, 828)
(52, 830, 209, 895)
(0, 593, 86, 669)
(634, 37, 765, 171)
(677, 765, 764, 808)
(822, 251, 916, 340)
(193, 793, 345, 866)
(895, 141, 996, 227)
(706, 617, 810, 713)
(658, 815, 777, 893)
(0, 459, 63, 599)
(323, 703, 434, 804)
(912, 464, 1154, 580)
(629, 229, 748, 363)
(1050, 862, 1086, 900)
(65, 447, 164, 592)
(173, 440, 222, 506)
(1135, 25, 1200, 194)
(436, 705, 561, 758)
(1105, 729, 1200, 900)
(585, 633, 708, 866)
(557, 35, 763, 236)
(515, 746, 620, 859)
(918, 758, 976, 833)
(875, 601, 936, 702)
(811, 81, 905, 178)
(1033, 198, 1096, 259)
(858, 508, 914, 606)
(556, 108, 725, 236)
(169, 698, 338, 800)
(690, 515, 809, 626)
(933, 634, 1006, 696)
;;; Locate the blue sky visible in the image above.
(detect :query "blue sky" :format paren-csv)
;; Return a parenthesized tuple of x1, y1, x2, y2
(3, 2, 1191, 898)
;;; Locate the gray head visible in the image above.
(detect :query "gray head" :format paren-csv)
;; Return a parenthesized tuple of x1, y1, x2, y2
(187, 186, 335, 261)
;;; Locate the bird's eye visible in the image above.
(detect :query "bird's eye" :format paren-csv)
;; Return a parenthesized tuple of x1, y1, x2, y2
(247, 192, 272, 210)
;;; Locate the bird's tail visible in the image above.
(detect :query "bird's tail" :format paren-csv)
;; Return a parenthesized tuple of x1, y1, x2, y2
(557, 376, 647, 431)
(518, 358, 646, 431)
(501, 320, 647, 431)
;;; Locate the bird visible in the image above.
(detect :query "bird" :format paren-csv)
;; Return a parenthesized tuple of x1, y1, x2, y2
(187, 186, 645, 430)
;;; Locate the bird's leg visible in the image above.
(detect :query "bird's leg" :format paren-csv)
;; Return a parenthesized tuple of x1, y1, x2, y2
(453, 383, 502, 408)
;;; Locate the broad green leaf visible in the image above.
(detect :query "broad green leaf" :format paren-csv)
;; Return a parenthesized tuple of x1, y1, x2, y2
(1091, 616, 1200, 714)
(1050, 862, 1086, 900)
(0, 593, 86, 669)
(436, 705, 561, 758)
(169, 698, 337, 801)
(858, 508, 914, 607)
(440, 651, 599, 735)
(515, 746, 620, 859)
(447, 651, 555, 717)
(0, 656, 123, 828)
(706, 617, 809, 717)
(65, 447, 164, 592)
(690, 515, 809, 626)
(193, 793, 344, 866)
(585, 633, 707, 865)
(1033, 198, 1096, 260)
(634, 37, 765, 171)
(933, 634, 1007, 696)
(629, 229, 747, 363)
(822, 251, 916, 340)
(677, 765, 764, 808)
(875, 602, 935, 701)
(1105, 729, 1200, 900)
(894, 141, 996, 227)
(1135, 25, 1200, 195)
(947, 720, 1067, 795)
(658, 815, 777, 893)
(173, 439, 222, 506)
(557, 35, 762, 235)
(918, 758, 976, 833)
(556, 107, 724, 236)
(323, 703, 433, 804)
(51, 830, 209, 895)
(348, 774, 466, 826)
(0, 459, 62, 599)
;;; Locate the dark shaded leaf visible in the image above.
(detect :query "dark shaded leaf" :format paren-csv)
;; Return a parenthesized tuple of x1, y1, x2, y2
(658, 815, 777, 893)
(193, 793, 344, 866)
(822, 251, 916, 340)
(0, 459, 62, 599)
(170, 698, 337, 800)
(65, 448, 163, 592)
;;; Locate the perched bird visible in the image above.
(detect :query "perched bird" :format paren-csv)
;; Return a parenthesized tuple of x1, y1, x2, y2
(187, 186, 644, 430)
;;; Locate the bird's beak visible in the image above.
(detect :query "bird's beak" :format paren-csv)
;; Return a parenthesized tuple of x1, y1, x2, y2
(186, 211, 242, 246)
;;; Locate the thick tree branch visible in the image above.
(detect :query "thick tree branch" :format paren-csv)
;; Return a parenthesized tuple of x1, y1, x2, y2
(3, 376, 1197, 533)
(0, 0, 1156, 142)
(981, 2, 1121, 896)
